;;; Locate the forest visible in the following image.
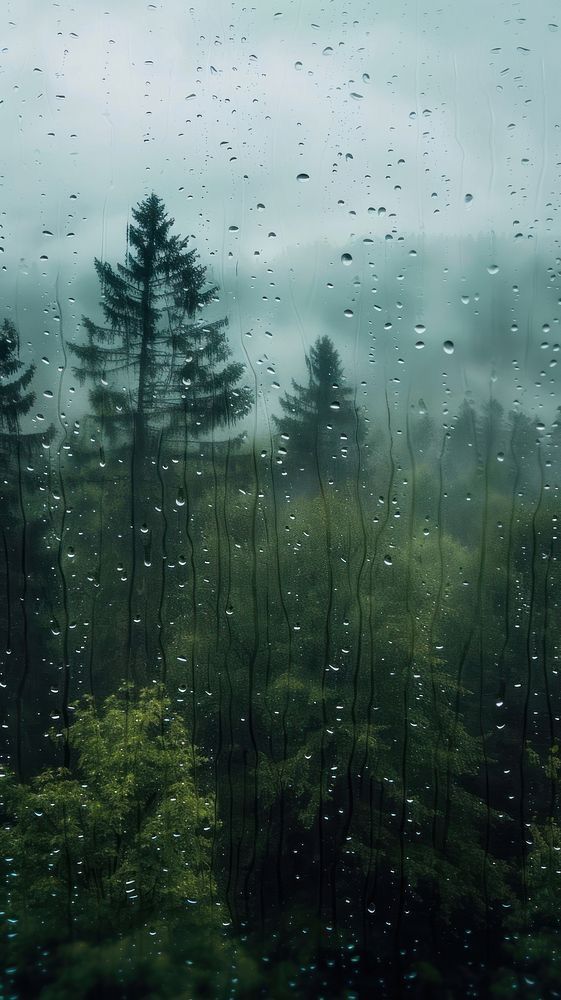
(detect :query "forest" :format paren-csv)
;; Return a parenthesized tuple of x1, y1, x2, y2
(1, 193, 560, 998)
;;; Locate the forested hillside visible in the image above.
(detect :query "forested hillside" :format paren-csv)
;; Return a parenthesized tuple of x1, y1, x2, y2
(1, 194, 560, 997)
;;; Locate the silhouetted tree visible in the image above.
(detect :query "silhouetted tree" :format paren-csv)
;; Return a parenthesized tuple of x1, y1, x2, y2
(69, 193, 252, 463)
(0, 318, 35, 437)
(273, 335, 360, 483)
(68, 195, 252, 683)
(0, 318, 50, 776)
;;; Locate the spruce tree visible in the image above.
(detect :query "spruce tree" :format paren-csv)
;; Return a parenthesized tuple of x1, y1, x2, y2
(0, 318, 48, 776)
(273, 335, 360, 482)
(0, 317, 48, 524)
(0, 318, 35, 438)
(69, 193, 252, 459)
(68, 194, 252, 683)
(0, 316, 38, 550)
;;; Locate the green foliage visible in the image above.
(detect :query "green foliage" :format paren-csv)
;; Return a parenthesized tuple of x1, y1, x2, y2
(69, 193, 252, 447)
(0, 687, 221, 996)
(491, 822, 561, 998)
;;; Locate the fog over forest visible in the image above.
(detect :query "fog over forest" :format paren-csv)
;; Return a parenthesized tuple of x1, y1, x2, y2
(2, 0, 561, 438)
(2, 3, 561, 998)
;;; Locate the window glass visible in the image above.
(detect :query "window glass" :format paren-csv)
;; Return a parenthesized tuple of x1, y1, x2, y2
(1, 2, 560, 996)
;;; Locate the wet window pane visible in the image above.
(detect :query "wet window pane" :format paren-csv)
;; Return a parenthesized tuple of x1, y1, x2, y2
(1, 3, 560, 996)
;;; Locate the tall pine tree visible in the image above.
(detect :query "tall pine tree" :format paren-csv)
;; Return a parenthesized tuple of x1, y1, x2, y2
(0, 318, 49, 776)
(0, 318, 35, 438)
(68, 194, 252, 683)
(69, 192, 252, 460)
(273, 335, 360, 484)
(0, 317, 49, 523)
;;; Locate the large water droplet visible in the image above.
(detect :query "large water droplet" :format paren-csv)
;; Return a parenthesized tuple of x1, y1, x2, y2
(443, 340, 454, 354)
(296, 173, 310, 182)
(341, 253, 353, 265)
(487, 263, 499, 275)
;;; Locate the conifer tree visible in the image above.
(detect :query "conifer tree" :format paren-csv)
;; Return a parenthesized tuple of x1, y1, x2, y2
(69, 193, 252, 460)
(0, 317, 48, 525)
(273, 335, 360, 480)
(0, 318, 49, 775)
(0, 318, 35, 438)
(68, 195, 252, 682)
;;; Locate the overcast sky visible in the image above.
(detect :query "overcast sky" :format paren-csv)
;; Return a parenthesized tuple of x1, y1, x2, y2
(1, 0, 560, 432)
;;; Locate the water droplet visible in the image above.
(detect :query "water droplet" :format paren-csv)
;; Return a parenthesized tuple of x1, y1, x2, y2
(341, 253, 353, 265)
(228, 225, 239, 232)
(496, 452, 505, 462)
(415, 341, 425, 350)
(464, 193, 474, 204)
(415, 323, 426, 334)
(256, 203, 265, 211)
(225, 604, 234, 616)
(487, 263, 499, 275)
(330, 401, 340, 411)
(322, 46, 333, 56)
(296, 173, 310, 182)
(443, 340, 454, 354)
(344, 308, 354, 318)
(383, 554, 392, 566)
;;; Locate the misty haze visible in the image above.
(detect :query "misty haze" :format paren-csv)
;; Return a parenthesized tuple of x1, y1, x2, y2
(1, 2, 560, 998)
